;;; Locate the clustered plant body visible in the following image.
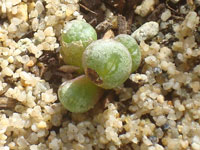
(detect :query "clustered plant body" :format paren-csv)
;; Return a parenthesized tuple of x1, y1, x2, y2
(60, 20, 97, 72)
(58, 20, 141, 113)
(58, 75, 103, 113)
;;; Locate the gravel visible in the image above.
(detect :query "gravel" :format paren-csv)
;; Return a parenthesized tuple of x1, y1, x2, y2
(131, 21, 159, 42)
(0, 0, 200, 150)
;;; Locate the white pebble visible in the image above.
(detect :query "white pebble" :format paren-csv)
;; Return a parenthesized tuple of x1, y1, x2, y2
(1, 60, 9, 68)
(135, 0, 157, 17)
(12, 6, 18, 15)
(0, 146, 10, 150)
(35, 1, 44, 14)
(2, 67, 14, 76)
(161, 9, 171, 21)
(170, 0, 180, 3)
(44, 27, 55, 37)
(11, 17, 22, 25)
(185, 11, 199, 29)
(131, 21, 159, 42)
(34, 30, 45, 42)
(7, 56, 14, 63)
(12, 0, 21, 5)
(8, 23, 17, 33)
(13, 49, 22, 56)
(192, 143, 200, 150)
(31, 124, 39, 132)
(1, 3, 6, 13)
(32, 18, 39, 31)
(30, 145, 38, 150)
(16, 136, 28, 147)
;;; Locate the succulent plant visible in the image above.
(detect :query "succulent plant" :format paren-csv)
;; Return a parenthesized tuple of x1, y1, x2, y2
(114, 34, 141, 72)
(58, 20, 142, 112)
(82, 39, 132, 89)
(60, 20, 97, 72)
(58, 75, 103, 113)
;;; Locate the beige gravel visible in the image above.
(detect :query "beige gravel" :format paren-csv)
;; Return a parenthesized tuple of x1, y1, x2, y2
(0, 0, 200, 150)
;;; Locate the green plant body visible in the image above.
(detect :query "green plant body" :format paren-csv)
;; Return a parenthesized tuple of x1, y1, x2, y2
(58, 75, 103, 113)
(82, 39, 132, 89)
(60, 20, 97, 72)
(115, 34, 141, 72)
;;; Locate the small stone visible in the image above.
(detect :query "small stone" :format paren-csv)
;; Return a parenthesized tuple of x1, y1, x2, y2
(12, 0, 21, 5)
(149, 136, 158, 144)
(8, 2, 28, 22)
(8, 24, 17, 33)
(192, 143, 200, 150)
(35, 1, 44, 14)
(129, 73, 148, 83)
(131, 21, 159, 42)
(162, 123, 170, 130)
(143, 136, 153, 146)
(156, 115, 167, 126)
(135, 0, 157, 17)
(21, 55, 30, 64)
(65, 0, 79, 3)
(29, 9, 38, 18)
(32, 18, 39, 31)
(44, 27, 55, 37)
(16, 136, 29, 147)
(66, 5, 75, 17)
(2, 67, 14, 76)
(34, 30, 45, 42)
(30, 145, 38, 150)
(28, 2, 35, 13)
(26, 60, 35, 67)
(185, 11, 199, 29)
(37, 121, 47, 128)
(170, 0, 180, 3)
(161, 9, 171, 21)
(1, 60, 9, 68)
(42, 42, 50, 50)
(190, 81, 200, 93)
(11, 17, 23, 25)
(167, 113, 177, 120)
(45, 37, 56, 43)
(49, 138, 62, 150)
(7, 56, 14, 63)
(102, 29, 115, 39)
(45, 15, 57, 26)
(8, 142, 16, 149)
(180, 140, 189, 149)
